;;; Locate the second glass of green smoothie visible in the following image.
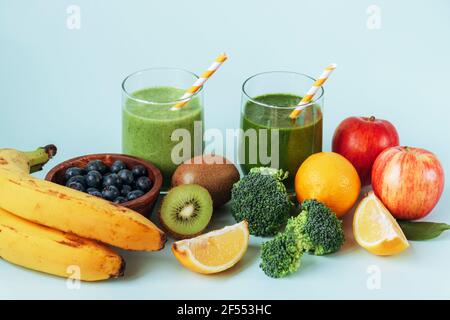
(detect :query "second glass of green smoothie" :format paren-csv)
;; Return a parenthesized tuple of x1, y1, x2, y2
(240, 71, 323, 191)
(122, 68, 204, 191)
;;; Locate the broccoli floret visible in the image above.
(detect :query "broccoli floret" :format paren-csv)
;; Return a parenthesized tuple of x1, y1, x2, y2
(231, 167, 293, 236)
(260, 231, 303, 278)
(287, 199, 345, 255)
(259, 199, 345, 278)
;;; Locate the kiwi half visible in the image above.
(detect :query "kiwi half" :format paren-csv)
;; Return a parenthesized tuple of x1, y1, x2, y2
(158, 184, 213, 239)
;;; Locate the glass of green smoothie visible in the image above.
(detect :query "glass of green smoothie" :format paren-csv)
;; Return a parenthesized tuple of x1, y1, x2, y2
(240, 71, 323, 191)
(122, 68, 204, 191)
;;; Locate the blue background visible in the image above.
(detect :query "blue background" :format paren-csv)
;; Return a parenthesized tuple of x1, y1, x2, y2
(0, 0, 449, 299)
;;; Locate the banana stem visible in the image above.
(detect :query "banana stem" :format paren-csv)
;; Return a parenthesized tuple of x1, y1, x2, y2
(26, 144, 57, 173)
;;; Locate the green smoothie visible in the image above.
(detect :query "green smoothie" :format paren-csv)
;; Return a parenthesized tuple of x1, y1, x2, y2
(122, 86, 203, 190)
(241, 93, 322, 190)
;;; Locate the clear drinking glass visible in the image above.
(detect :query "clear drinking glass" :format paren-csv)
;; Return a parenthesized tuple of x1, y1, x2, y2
(240, 71, 324, 191)
(122, 68, 204, 191)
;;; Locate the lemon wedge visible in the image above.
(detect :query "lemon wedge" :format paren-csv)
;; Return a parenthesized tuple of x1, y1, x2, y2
(172, 221, 249, 274)
(353, 191, 409, 256)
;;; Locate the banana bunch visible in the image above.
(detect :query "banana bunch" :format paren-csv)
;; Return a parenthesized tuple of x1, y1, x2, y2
(0, 208, 125, 281)
(0, 146, 166, 281)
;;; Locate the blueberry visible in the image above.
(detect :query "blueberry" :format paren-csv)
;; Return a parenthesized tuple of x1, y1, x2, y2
(121, 184, 132, 197)
(110, 160, 127, 174)
(102, 173, 122, 189)
(131, 165, 147, 178)
(127, 190, 144, 201)
(65, 167, 86, 181)
(118, 169, 134, 185)
(66, 175, 86, 188)
(85, 170, 102, 188)
(136, 176, 152, 193)
(86, 187, 102, 198)
(67, 182, 85, 192)
(102, 185, 120, 201)
(85, 160, 109, 174)
(113, 196, 127, 204)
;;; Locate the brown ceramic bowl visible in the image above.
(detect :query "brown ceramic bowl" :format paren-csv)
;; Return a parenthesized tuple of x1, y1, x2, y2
(45, 153, 162, 217)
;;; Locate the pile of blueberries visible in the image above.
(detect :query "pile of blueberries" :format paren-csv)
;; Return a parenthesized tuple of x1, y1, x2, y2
(64, 159, 153, 204)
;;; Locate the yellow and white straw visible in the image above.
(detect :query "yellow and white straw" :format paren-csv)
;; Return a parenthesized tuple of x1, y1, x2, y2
(172, 53, 228, 110)
(289, 63, 337, 120)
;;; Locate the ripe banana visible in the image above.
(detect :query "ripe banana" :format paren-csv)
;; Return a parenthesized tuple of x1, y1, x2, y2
(0, 145, 57, 173)
(0, 160, 166, 251)
(0, 207, 124, 281)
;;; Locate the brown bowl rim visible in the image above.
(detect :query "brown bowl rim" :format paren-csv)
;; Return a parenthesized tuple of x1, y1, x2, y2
(44, 153, 162, 208)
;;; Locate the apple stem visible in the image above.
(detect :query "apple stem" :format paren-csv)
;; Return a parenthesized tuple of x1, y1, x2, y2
(369, 116, 376, 121)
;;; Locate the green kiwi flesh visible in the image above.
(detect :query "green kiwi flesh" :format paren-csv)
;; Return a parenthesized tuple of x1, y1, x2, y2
(159, 184, 213, 239)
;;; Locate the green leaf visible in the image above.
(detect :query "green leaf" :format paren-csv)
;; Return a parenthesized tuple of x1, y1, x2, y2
(398, 221, 450, 241)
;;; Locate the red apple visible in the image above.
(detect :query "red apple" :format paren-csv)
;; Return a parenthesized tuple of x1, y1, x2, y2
(372, 146, 444, 220)
(332, 116, 399, 186)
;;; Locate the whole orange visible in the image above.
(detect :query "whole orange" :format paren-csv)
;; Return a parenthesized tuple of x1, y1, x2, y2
(295, 152, 361, 217)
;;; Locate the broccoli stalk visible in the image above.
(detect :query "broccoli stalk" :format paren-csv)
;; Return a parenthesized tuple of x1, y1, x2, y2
(231, 167, 293, 237)
(260, 199, 345, 278)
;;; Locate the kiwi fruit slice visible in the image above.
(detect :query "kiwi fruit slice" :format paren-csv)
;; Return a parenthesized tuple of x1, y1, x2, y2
(159, 184, 213, 239)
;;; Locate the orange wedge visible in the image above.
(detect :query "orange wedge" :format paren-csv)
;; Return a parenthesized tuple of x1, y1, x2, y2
(353, 191, 409, 256)
(172, 221, 249, 274)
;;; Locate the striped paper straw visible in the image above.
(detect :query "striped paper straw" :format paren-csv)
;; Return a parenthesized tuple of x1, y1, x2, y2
(289, 63, 337, 120)
(171, 53, 228, 110)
